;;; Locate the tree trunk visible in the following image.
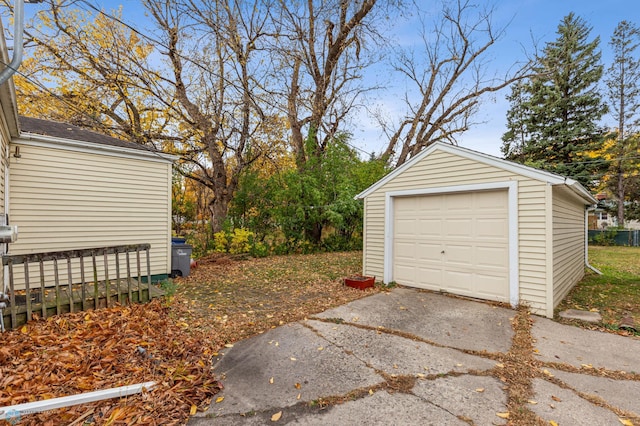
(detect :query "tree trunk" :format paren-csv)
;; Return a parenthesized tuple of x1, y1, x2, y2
(208, 194, 231, 234)
(617, 163, 625, 227)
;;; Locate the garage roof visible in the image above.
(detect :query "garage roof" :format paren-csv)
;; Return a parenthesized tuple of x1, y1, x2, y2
(356, 141, 597, 204)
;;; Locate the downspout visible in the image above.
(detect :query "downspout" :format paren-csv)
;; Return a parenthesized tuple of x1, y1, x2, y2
(0, 0, 25, 86)
(585, 207, 603, 275)
(0, 0, 29, 330)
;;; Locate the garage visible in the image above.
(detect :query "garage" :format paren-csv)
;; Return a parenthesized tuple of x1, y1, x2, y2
(356, 141, 596, 318)
(393, 190, 509, 302)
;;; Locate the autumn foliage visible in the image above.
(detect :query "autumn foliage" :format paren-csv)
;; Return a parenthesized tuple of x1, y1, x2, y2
(0, 300, 221, 425)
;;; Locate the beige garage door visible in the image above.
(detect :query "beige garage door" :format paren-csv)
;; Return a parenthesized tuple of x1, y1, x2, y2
(393, 190, 509, 302)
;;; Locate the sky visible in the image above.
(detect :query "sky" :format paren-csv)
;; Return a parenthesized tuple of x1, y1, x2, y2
(12, 0, 640, 159)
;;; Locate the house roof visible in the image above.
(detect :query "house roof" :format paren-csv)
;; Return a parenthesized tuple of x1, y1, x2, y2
(356, 141, 597, 204)
(17, 116, 177, 163)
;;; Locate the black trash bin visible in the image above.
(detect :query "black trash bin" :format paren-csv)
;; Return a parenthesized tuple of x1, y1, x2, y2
(171, 238, 192, 277)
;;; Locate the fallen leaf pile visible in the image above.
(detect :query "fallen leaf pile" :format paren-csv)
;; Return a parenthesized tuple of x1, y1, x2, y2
(0, 251, 377, 425)
(0, 299, 222, 425)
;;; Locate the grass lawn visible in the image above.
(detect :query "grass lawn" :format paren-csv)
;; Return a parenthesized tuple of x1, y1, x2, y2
(556, 246, 640, 335)
(172, 251, 381, 349)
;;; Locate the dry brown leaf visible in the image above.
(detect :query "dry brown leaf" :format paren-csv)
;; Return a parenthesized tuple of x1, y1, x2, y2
(269, 377, 274, 384)
(216, 396, 225, 403)
(190, 405, 198, 415)
(551, 395, 562, 402)
(619, 419, 633, 426)
(549, 421, 559, 426)
(271, 411, 282, 421)
(496, 412, 510, 419)
(475, 388, 485, 393)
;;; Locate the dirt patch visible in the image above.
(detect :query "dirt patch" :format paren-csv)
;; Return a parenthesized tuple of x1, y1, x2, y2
(172, 251, 381, 349)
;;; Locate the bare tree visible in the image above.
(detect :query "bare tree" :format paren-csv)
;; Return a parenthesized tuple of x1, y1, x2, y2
(269, 0, 391, 167)
(142, 0, 273, 232)
(381, 0, 529, 166)
(18, 0, 275, 233)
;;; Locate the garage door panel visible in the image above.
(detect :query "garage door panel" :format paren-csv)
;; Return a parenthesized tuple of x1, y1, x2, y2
(415, 266, 442, 288)
(476, 218, 508, 239)
(395, 218, 418, 236)
(442, 270, 473, 292)
(395, 241, 417, 259)
(444, 219, 473, 237)
(475, 191, 508, 210)
(475, 274, 509, 299)
(417, 218, 444, 237)
(444, 192, 473, 211)
(416, 242, 443, 262)
(393, 190, 509, 303)
(476, 246, 509, 268)
(417, 194, 443, 211)
(444, 245, 473, 267)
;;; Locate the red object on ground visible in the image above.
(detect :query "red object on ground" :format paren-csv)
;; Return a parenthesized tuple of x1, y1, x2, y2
(344, 275, 375, 290)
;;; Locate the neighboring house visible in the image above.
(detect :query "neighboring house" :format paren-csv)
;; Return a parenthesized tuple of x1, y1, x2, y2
(589, 193, 640, 230)
(357, 142, 597, 318)
(8, 116, 177, 281)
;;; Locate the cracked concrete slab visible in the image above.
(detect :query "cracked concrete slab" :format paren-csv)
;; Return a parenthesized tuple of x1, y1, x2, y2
(292, 391, 468, 425)
(530, 379, 623, 425)
(412, 375, 508, 425)
(532, 316, 640, 372)
(199, 322, 382, 418)
(189, 288, 640, 425)
(548, 368, 640, 416)
(307, 320, 497, 376)
(315, 287, 514, 353)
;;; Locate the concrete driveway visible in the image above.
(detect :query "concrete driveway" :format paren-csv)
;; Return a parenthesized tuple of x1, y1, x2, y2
(190, 288, 640, 425)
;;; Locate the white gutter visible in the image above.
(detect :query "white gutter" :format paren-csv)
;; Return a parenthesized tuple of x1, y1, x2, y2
(585, 207, 603, 275)
(0, 381, 155, 420)
(0, 0, 25, 86)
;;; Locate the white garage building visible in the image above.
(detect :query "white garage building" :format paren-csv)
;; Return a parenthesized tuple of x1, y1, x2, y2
(357, 142, 597, 318)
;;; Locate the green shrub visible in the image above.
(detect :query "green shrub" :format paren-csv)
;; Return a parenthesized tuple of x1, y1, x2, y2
(592, 229, 618, 246)
(249, 241, 269, 257)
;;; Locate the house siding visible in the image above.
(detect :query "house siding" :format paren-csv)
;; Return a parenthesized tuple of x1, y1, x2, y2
(8, 142, 172, 285)
(552, 186, 586, 308)
(361, 149, 550, 315)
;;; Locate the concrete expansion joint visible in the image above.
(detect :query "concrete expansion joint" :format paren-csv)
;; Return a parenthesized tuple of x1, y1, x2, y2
(308, 315, 486, 355)
(541, 370, 640, 423)
(302, 321, 380, 374)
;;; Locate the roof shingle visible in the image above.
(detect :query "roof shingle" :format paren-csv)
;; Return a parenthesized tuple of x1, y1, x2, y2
(18, 116, 158, 154)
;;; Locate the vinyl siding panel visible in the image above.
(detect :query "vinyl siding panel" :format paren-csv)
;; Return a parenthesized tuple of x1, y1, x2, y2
(552, 186, 586, 307)
(8, 142, 172, 284)
(362, 148, 549, 315)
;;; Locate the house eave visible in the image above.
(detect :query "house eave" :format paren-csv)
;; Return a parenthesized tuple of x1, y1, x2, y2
(14, 132, 179, 164)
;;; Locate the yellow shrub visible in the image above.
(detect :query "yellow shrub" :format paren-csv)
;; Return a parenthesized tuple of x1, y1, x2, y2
(213, 231, 229, 253)
(229, 228, 254, 254)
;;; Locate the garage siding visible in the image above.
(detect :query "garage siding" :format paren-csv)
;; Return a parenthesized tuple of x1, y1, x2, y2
(361, 149, 549, 314)
(552, 186, 586, 307)
(8, 142, 172, 281)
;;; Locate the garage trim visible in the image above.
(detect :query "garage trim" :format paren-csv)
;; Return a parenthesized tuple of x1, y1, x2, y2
(384, 181, 519, 307)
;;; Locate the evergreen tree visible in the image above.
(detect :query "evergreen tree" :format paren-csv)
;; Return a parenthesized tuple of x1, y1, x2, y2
(501, 81, 531, 161)
(501, 13, 608, 188)
(605, 21, 640, 226)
